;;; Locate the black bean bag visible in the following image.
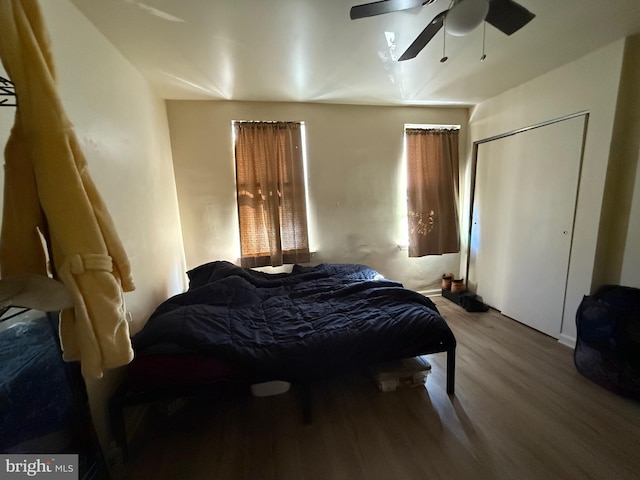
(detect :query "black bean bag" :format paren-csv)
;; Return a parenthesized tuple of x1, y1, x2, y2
(574, 285, 640, 401)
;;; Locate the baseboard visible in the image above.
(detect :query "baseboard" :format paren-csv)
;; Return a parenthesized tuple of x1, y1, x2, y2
(420, 288, 577, 347)
(557, 334, 576, 349)
(418, 288, 441, 298)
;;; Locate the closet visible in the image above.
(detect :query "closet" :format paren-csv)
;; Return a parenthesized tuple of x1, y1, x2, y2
(468, 114, 587, 337)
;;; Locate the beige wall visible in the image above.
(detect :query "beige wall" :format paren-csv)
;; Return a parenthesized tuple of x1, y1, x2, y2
(467, 39, 630, 345)
(0, 1, 186, 452)
(596, 35, 640, 288)
(166, 100, 469, 292)
(621, 146, 640, 286)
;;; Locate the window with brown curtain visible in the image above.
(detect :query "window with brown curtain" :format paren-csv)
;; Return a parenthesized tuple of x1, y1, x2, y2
(234, 121, 310, 268)
(405, 127, 460, 257)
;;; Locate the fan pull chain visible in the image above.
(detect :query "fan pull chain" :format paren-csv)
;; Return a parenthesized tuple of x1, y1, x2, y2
(440, 20, 448, 63)
(480, 21, 487, 61)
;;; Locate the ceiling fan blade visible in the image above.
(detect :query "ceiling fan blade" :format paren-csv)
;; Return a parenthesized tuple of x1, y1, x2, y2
(350, 0, 427, 20)
(485, 0, 535, 35)
(398, 10, 447, 61)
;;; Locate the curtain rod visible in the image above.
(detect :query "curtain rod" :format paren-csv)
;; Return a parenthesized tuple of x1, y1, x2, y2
(0, 75, 17, 107)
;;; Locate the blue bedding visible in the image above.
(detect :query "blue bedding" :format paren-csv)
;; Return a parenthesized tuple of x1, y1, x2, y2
(0, 311, 106, 476)
(0, 313, 77, 451)
(132, 261, 456, 381)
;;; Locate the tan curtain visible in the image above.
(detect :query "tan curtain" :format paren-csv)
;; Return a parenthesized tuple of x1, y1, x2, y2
(0, 0, 135, 378)
(406, 128, 460, 256)
(234, 121, 310, 267)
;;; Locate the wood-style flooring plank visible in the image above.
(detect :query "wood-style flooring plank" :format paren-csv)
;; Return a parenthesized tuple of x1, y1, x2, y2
(124, 297, 640, 480)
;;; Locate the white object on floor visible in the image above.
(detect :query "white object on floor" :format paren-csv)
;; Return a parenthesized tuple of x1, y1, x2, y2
(371, 356, 432, 392)
(250, 380, 291, 397)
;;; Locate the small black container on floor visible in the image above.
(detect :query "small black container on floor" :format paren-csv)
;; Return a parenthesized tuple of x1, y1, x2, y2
(442, 289, 489, 312)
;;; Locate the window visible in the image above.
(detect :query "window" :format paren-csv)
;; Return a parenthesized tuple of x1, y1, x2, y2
(405, 125, 460, 256)
(233, 121, 310, 268)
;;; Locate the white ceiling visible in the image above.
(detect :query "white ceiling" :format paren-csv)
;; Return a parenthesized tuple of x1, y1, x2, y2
(70, 0, 640, 107)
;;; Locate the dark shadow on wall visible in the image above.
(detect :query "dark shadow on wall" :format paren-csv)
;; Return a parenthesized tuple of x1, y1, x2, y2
(593, 34, 640, 289)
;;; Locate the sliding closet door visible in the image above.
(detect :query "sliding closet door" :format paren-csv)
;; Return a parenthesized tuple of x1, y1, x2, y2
(468, 115, 586, 338)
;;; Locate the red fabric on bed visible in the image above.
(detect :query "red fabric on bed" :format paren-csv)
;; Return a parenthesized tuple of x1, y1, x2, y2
(125, 354, 245, 391)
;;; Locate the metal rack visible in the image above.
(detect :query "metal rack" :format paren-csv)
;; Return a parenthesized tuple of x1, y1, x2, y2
(0, 75, 16, 106)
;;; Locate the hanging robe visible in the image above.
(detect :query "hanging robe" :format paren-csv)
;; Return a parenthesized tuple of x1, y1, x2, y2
(0, 0, 135, 378)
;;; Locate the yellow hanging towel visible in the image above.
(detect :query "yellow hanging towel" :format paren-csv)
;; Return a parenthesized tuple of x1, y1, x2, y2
(0, 0, 135, 378)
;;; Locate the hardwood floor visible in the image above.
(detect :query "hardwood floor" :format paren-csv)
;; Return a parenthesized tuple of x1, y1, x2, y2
(124, 297, 640, 480)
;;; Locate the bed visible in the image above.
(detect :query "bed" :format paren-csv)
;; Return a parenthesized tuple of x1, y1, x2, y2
(0, 309, 106, 478)
(110, 261, 456, 457)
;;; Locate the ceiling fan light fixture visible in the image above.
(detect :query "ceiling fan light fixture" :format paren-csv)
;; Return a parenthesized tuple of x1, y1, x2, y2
(445, 0, 489, 36)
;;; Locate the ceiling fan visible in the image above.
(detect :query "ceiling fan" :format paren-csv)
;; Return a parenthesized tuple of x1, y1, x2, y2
(350, 0, 535, 61)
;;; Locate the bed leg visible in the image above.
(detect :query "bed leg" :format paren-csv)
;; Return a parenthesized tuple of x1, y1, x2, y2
(108, 387, 129, 462)
(446, 346, 455, 395)
(298, 382, 312, 425)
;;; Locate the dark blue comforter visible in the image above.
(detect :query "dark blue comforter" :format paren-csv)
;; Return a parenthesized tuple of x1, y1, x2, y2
(132, 261, 456, 381)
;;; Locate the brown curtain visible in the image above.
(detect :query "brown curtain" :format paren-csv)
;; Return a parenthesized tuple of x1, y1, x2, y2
(234, 121, 310, 267)
(406, 128, 460, 256)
